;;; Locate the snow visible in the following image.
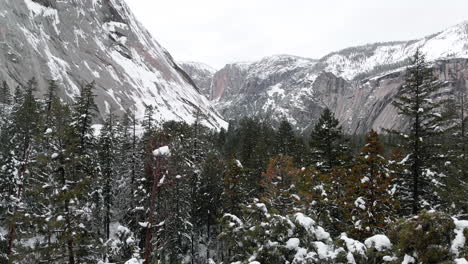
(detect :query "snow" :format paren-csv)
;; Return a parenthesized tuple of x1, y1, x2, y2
(267, 83, 285, 98)
(323, 21, 468, 80)
(354, 197, 366, 210)
(364, 234, 392, 251)
(124, 258, 143, 264)
(452, 218, 468, 256)
(235, 160, 243, 168)
(455, 258, 468, 264)
(402, 254, 416, 264)
(315, 226, 331, 241)
(383, 256, 398, 262)
(340, 233, 366, 255)
(313, 241, 331, 259)
(138, 222, 149, 228)
(286, 238, 300, 250)
(360, 176, 370, 184)
(179, 61, 217, 74)
(153, 146, 171, 157)
(158, 175, 166, 186)
(51, 153, 59, 159)
(18, 0, 227, 131)
(294, 213, 316, 229)
(224, 214, 243, 228)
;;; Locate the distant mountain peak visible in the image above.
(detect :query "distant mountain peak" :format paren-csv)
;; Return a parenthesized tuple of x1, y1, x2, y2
(183, 20, 468, 134)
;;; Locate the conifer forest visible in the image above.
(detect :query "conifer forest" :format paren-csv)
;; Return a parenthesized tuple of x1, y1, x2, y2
(0, 49, 467, 264)
(4, 0, 468, 262)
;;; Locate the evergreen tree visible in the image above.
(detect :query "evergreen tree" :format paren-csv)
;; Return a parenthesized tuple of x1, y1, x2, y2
(310, 108, 349, 172)
(259, 155, 300, 215)
(3, 79, 40, 261)
(221, 159, 249, 217)
(274, 120, 304, 165)
(21, 81, 74, 263)
(341, 131, 399, 239)
(98, 114, 119, 242)
(60, 81, 100, 263)
(195, 152, 223, 262)
(0, 80, 11, 105)
(439, 75, 468, 214)
(390, 49, 445, 214)
(274, 120, 296, 156)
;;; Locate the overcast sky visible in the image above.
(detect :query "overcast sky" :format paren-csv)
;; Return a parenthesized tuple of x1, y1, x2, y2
(125, 0, 468, 69)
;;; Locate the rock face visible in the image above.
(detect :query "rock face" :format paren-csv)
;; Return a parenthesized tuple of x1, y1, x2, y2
(178, 61, 216, 98)
(188, 22, 468, 134)
(0, 0, 226, 128)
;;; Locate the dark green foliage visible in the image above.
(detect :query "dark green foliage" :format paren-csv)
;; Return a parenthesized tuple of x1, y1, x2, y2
(388, 211, 455, 264)
(310, 108, 350, 172)
(0, 81, 11, 105)
(390, 49, 446, 214)
(0, 69, 467, 264)
(274, 120, 306, 165)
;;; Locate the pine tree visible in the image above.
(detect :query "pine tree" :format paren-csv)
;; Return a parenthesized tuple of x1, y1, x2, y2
(60, 81, 100, 263)
(156, 121, 194, 263)
(439, 74, 468, 214)
(0, 80, 11, 105)
(259, 155, 300, 215)
(21, 80, 74, 263)
(341, 131, 399, 239)
(196, 152, 223, 262)
(310, 108, 349, 172)
(98, 114, 119, 242)
(4, 78, 40, 261)
(221, 159, 249, 217)
(390, 49, 445, 214)
(274, 120, 296, 156)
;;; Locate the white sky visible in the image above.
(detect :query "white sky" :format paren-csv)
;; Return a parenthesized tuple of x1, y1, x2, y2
(125, 0, 468, 69)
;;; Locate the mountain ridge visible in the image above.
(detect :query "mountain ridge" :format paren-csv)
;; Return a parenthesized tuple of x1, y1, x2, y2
(183, 21, 468, 133)
(0, 0, 226, 129)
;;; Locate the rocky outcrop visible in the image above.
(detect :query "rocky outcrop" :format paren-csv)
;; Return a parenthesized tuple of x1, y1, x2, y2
(190, 22, 468, 134)
(178, 61, 216, 98)
(0, 0, 226, 129)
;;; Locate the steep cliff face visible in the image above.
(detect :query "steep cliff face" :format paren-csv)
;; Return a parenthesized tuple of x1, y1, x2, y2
(178, 61, 216, 98)
(198, 22, 468, 133)
(0, 0, 226, 128)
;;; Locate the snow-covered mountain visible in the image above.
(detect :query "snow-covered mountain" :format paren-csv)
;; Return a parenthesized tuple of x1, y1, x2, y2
(187, 21, 468, 134)
(319, 21, 468, 80)
(0, 0, 226, 129)
(178, 61, 216, 98)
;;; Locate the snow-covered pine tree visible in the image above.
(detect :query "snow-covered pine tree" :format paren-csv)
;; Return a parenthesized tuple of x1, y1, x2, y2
(439, 73, 468, 214)
(154, 121, 193, 263)
(309, 108, 350, 172)
(105, 112, 141, 262)
(221, 159, 249, 217)
(341, 130, 399, 239)
(391, 49, 446, 214)
(132, 105, 156, 253)
(60, 81, 101, 263)
(3, 78, 40, 261)
(195, 151, 223, 262)
(0, 81, 11, 105)
(259, 155, 301, 215)
(20, 80, 75, 263)
(97, 113, 120, 242)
